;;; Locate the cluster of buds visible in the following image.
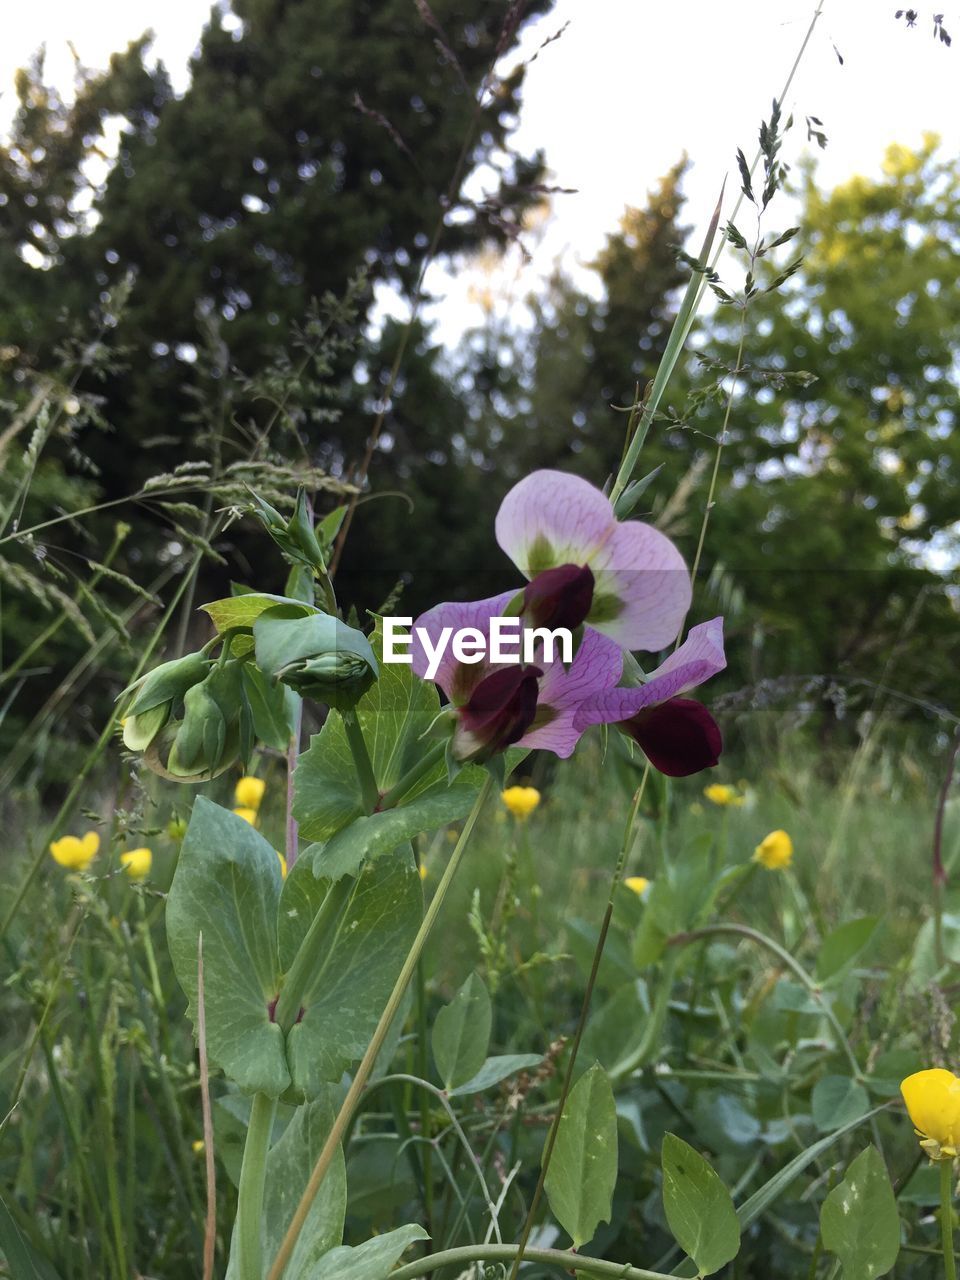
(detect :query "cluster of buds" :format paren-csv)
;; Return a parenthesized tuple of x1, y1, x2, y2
(253, 607, 378, 712)
(120, 653, 254, 782)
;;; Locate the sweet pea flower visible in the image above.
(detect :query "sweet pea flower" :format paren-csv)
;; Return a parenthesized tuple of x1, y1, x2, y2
(412, 592, 623, 763)
(50, 832, 100, 871)
(573, 618, 725, 777)
(901, 1068, 960, 1160)
(501, 785, 541, 820)
(495, 470, 692, 652)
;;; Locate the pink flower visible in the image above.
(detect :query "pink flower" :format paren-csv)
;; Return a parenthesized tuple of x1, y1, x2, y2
(411, 592, 623, 762)
(573, 618, 726, 777)
(495, 470, 692, 653)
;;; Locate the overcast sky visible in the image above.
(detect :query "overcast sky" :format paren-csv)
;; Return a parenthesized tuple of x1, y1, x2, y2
(2, 0, 959, 340)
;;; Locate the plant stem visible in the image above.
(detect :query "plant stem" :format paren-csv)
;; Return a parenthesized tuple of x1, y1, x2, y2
(943, 1159, 957, 1280)
(508, 773, 649, 1280)
(342, 709, 380, 811)
(236, 1092, 277, 1280)
(391, 1244, 674, 1280)
(272, 874, 357, 1029)
(378, 740, 447, 811)
(265, 777, 493, 1280)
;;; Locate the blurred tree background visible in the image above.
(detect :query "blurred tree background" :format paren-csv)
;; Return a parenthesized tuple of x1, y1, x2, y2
(0, 0, 957, 787)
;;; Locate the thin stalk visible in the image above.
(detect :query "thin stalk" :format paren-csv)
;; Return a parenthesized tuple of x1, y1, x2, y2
(933, 733, 960, 967)
(265, 777, 493, 1280)
(342, 709, 380, 811)
(236, 1092, 277, 1280)
(508, 773, 649, 1280)
(943, 1159, 957, 1280)
(197, 935, 217, 1280)
(272, 875, 358, 1029)
(378, 740, 447, 811)
(391, 1244, 674, 1280)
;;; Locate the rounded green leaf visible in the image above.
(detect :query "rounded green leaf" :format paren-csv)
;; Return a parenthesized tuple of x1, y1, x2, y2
(431, 972, 492, 1091)
(820, 1145, 900, 1280)
(661, 1132, 740, 1276)
(544, 1062, 619, 1249)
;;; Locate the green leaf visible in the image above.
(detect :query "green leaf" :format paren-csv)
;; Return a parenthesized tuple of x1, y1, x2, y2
(0, 1195, 60, 1279)
(817, 917, 879, 981)
(812, 1075, 871, 1133)
(431, 972, 492, 1091)
(241, 662, 299, 750)
(311, 786, 482, 882)
(166, 798, 289, 1095)
(278, 852, 423, 1096)
(201, 592, 313, 656)
(661, 1133, 740, 1276)
(736, 1105, 886, 1229)
(544, 1062, 618, 1249)
(820, 1146, 900, 1280)
(448, 1053, 543, 1097)
(225, 1095, 346, 1280)
(310, 1224, 429, 1279)
(293, 619, 486, 843)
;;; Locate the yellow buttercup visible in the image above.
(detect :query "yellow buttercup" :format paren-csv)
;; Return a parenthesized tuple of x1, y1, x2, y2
(120, 847, 153, 880)
(901, 1068, 960, 1160)
(753, 829, 793, 870)
(235, 775, 266, 811)
(501, 785, 541, 821)
(49, 832, 100, 871)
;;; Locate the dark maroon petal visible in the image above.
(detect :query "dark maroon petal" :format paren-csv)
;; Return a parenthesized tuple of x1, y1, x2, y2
(454, 665, 542, 763)
(523, 563, 594, 632)
(622, 697, 722, 777)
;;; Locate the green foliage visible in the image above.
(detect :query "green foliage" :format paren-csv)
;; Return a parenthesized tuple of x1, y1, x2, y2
(544, 1062, 618, 1249)
(661, 1133, 740, 1277)
(820, 1146, 901, 1280)
(431, 972, 491, 1091)
(166, 799, 289, 1095)
(307, 1225, 429, 1279)
(224, 1097, 347, 1280)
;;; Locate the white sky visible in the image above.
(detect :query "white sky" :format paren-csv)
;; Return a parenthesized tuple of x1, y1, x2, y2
(2, 0, 959, 341)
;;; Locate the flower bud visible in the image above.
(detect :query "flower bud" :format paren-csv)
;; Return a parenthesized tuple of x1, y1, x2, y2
(254, 607, 378, 712)
(120, 652, 211, 751)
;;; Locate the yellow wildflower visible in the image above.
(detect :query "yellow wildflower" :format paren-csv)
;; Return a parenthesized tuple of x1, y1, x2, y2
(625, 876, 650, 896)
(233, 807, 258, 827)
(704, 783, 744, 808)
(501, 785, 541, 821)
(234, 775, 266, 811)
(192, 1139, 205, 1155)
(276, 850, 288, 879)
(120, 847, 152, 880)
(49, 832, 100, 871)
(753, 829, 793, 870)
(901, 1069, 960, 1160)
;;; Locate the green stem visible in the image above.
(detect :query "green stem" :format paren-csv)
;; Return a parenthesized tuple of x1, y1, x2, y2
(378, 740, 447, 811)
(342, 709, 380, 811)
(943, 1159, 957, 1280)
(508, 773, 649, 1280)
(272, 874, 357, 1029)
(265, 777, 493, 1280)
(391, 1244, 674, 1280)
(236, 1092, 277, 1280)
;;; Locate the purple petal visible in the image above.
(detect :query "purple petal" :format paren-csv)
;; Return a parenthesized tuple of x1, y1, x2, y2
(411, 592, 515, 703)
(573, 618, 726, 730)
(587, 519, 692, 651)
(521, 629, 623, 758)
(453, 665, 541, 763)
(653, 617, 726, 682)
(626, 698, 723, 777)
(495, 470, 615, 577)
